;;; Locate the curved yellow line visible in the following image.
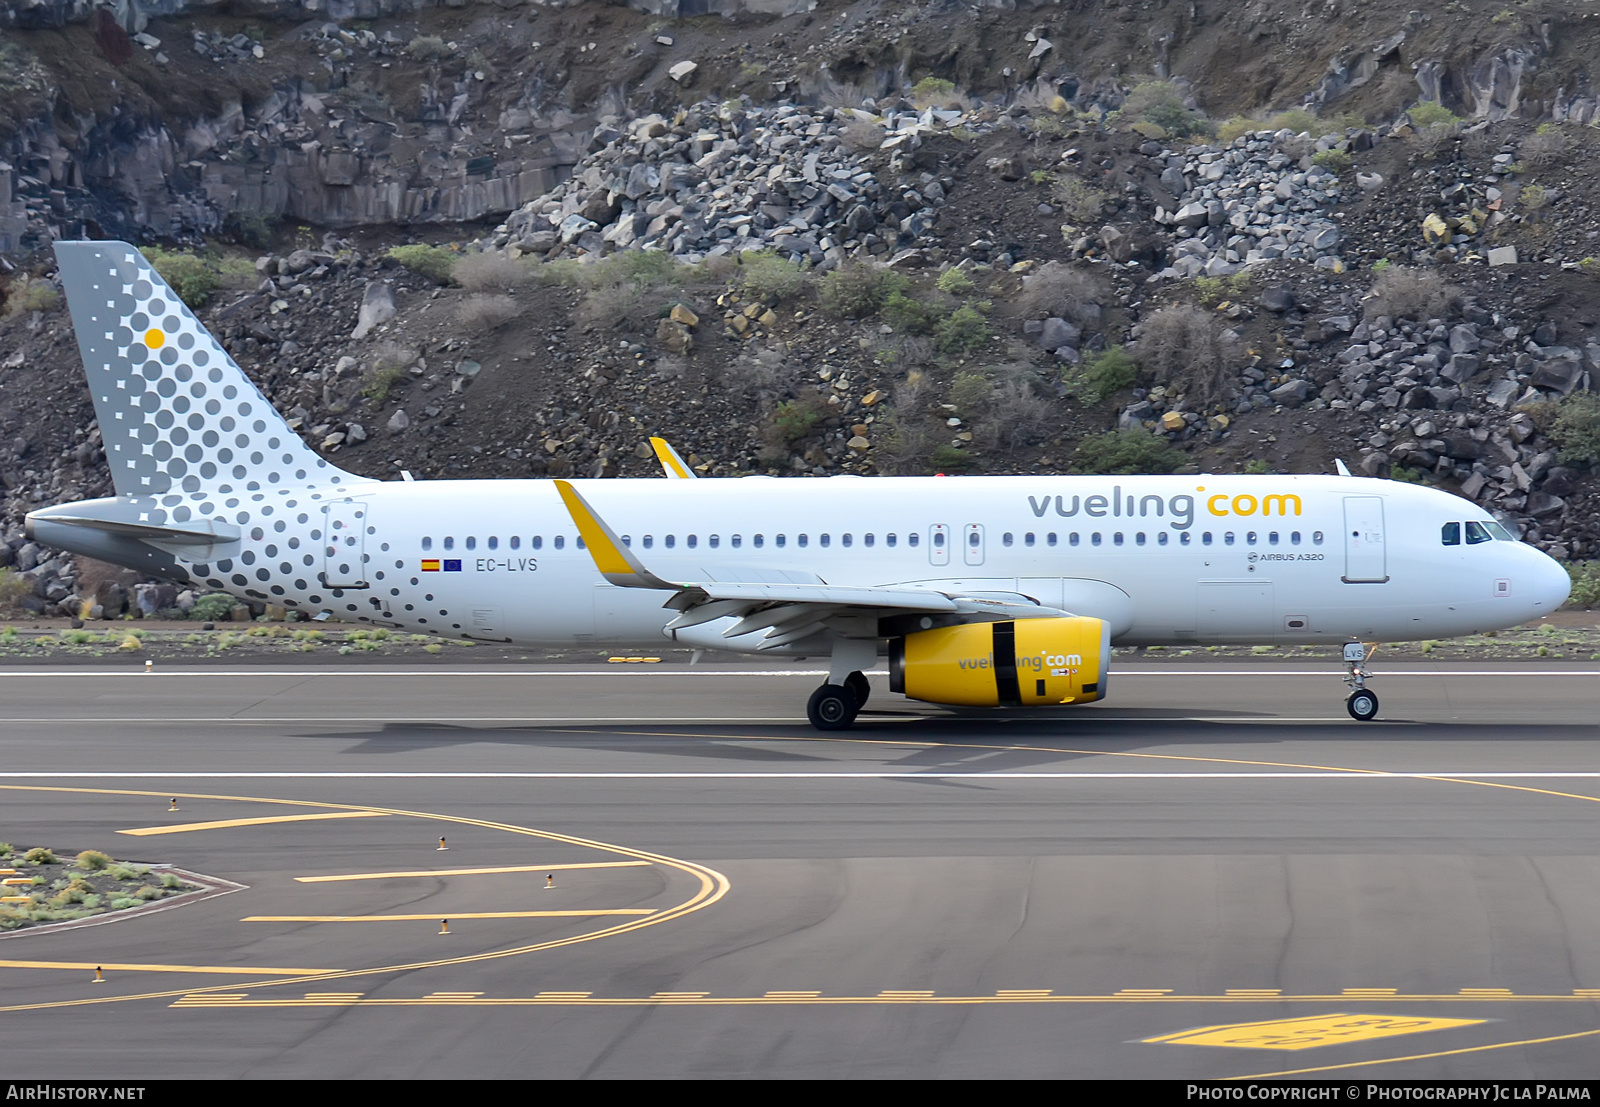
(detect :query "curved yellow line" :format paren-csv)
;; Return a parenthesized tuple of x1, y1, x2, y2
(0, 784, 730, 1014)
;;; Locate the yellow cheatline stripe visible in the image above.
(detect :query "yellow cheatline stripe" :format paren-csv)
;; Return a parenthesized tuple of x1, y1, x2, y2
(0, 960, 333, 976)
(243, 910, 656, 922)
(295, 860, 650, 883)
(650, 436, 692, 479)
(119, 811, 387, 836)
(0, 783, 730, 1017)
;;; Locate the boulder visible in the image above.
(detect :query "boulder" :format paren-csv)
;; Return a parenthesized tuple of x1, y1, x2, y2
(351, 281, 396, 340)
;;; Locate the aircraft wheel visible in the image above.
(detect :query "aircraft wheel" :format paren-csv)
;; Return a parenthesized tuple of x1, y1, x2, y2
(1346, 689, 1380, 722)
(807, 684, 858, 731)
(844, 670, 871, 710)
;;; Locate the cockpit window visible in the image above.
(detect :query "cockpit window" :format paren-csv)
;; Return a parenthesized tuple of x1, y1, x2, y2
(1484, 521, 1516, 541)
(1441, 521, 1461, 546)
(1465, 521, 1493, 545)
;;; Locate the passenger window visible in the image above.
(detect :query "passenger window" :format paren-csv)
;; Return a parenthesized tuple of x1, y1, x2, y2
(1113, 532, 1124, 546)
(444, 536, 454, 550)
(819, 534, 829, 548)
(730, 535, 740, 548)
(643, 535, 654, 549)
(554, 536, 564, 550)
(665, 535, 676, 549)
(1158, 532, 1169, 546)
(1180, 532, 1191, 545)
(532, 536, 542, 550)
(1290, 531, 1301, 545)
(1202, 532, 1213, 546)
(863, 534, 873, 547)
(798, 534, 808, 548)
(887, 534, 897, 547)
(1441, 522, 1461, 546)
(1136, 532, 1146, 546)
(753, 535, 763, 548)
(1091, 533, 1102, 546)
(908, 533, 920, 547)
(1069, 533, 1080, 547)
(488, 536, 498, 550)
(1246, 532, 1256, 545)
(1313, 531, 1324, 545)
(1025, 533, 1035, 547)
(510, 536, 520, 550)
(422, 536, 433, 551)
(687, 535, 697, 549)
(1047, 533, 1058, 547)
(466, 537, 476, 551)
(709, 535, 719, 548)
(1465, 521, 1493, 545)
(1003, 533, 1014, 547)
(576, 537, 585, 550)
(621, 535, 633, 547)
(776, 535, 786, 547)
(842, 534, 852, 547)
(1268, 532, 1278, 545)
(1224, 532, 1235, 546)
(933, 532, 945, 548)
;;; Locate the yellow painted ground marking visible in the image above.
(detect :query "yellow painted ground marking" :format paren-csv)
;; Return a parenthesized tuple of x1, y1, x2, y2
(997, 989, 1052, 998)
(0, 896, 29, 904)
(244, 909, 655, 922)
(766, 990, 822, 998)
(1232, 1023, 1600, 1079)
(1576, 989, 1600, 997)
(879, 990, 935, 998)
(652, 992, 709, 999)
(1147, 1013, 1486, 1052)
(1343, 988, 1398, 996)
(1225, 989, 1282, 997)
(1, 877, 33, 886)
(305, 993, 364, 999)
(0, 783, 729, 1017)
(184, 994, 247, 1001)
(0, 959, 333, 976)
(119, 811, 387, 836)
(295, 860, 650, 883)
(537, 991, 593, 998)
(1117, 989, 1173, 996)
(1460, 987, 1513, 995)
(426, 992, 484, 998)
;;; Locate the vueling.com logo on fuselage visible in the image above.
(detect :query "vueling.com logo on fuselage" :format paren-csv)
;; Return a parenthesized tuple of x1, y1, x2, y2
(1025, 486, 1302, 531)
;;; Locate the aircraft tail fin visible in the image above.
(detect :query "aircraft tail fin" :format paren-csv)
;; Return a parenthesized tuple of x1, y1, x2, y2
(54, 240, 354, 499)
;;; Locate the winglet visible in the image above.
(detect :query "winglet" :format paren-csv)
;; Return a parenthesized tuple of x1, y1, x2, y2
(650, 437, 697, 479)
(1335, 458, 1352, 477)
(552, 480, 678, 590)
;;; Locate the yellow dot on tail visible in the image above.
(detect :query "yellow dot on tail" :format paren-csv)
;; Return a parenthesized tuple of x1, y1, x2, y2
(144, 329, 165, 349)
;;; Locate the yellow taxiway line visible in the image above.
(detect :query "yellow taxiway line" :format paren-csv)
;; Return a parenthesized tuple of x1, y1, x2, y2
(0, 960, 333, 976)
(242, 910, 656, 922)
(118, 811, 388, 836)
(294, 860, 650, 883)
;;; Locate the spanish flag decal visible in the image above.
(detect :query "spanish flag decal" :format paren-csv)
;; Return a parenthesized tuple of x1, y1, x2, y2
(421, 559, 441, 572)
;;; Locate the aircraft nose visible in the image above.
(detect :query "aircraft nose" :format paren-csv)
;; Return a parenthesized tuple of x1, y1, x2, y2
(1528, 549, 1571, 613)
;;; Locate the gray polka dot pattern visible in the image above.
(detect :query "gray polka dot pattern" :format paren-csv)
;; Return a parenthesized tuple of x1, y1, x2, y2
(55, 241, 338, 506)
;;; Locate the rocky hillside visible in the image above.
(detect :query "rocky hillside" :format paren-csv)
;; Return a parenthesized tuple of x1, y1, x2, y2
(5, 0, 1600, 618)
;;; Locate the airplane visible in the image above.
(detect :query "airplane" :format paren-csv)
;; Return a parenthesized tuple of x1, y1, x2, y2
(24, 241, 1573, 729)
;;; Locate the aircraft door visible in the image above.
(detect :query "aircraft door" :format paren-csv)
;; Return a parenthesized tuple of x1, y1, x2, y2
(322, 500, 369, 588)
(1342, 496, 1388, 583)
(929, 524, 950, 566)
(963, 523, 985, 566)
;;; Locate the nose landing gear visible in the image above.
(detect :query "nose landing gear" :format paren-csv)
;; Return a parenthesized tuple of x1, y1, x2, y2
(1343, 641, 1380, 721)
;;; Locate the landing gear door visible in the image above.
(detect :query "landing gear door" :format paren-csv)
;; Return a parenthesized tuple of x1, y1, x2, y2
(1342, 496, 1388, 583)
(322, 500, 370, 589)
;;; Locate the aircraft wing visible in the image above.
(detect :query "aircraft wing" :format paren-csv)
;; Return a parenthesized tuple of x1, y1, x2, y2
(553, 481, 1064, 648)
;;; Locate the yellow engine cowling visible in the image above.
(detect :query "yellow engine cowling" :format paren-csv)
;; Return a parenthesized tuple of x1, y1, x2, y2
(888, 616, 1111, 707)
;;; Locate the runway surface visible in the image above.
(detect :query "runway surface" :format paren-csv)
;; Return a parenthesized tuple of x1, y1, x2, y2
(2, 661, 1599, 1079)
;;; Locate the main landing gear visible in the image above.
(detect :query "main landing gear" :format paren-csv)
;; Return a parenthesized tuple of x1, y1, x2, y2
(807, 671, 870, 731)
(1342, 641, 1380, 721)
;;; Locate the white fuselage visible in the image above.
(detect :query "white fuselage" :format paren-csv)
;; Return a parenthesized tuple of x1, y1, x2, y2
(187, 472, 1567, 649)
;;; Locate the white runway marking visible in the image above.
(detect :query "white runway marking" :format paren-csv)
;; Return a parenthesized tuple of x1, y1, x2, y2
(2, 771, 1598, 780)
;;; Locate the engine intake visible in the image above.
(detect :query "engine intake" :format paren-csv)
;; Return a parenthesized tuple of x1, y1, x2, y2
(888, 616, 1110, 707)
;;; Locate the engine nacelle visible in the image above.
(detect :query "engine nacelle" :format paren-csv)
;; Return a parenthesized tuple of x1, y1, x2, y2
(888, 616, 1110, 707)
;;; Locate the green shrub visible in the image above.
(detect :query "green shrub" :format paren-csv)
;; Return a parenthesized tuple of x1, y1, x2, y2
(911, 77, 957, 108)
(2, 276, 61, 318)
(946, 370, 992, 417)
(935, 269, 976, 296)
(109, 897, 138, 910)
(387, 244, 457, 285)
(189, 594, 235, 623)
(770, 398, 823, 443)
(140, 248, 218, 308)
(1242, 459, 1272, 475)
(929, 445, 978, 472)
(1310, 149, 1352, 175)
(1551, 393, 1600, 464)
(75, 850, 111, 871)
(1070, 429, 1186, 475)
(22, 848, 55, 865)
(1566, 562, 1600, 609)
(739, 250, 810, 302)
(820, 263, 907, 318)
(880, 290, 941, 335)
(223, 210, 276, 250)
(1078, 346, 1138, 401)
(1051, 176, 1108, 223)
(1113, 81, 1210, 138)
(935, 304, 990, 354)
(160, 872, 183, 889)
(0, 844, 10, 859)
(0, 569, 29, 613)
(1409, 101, 1461, 128)
(406, 35, 449, 61)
